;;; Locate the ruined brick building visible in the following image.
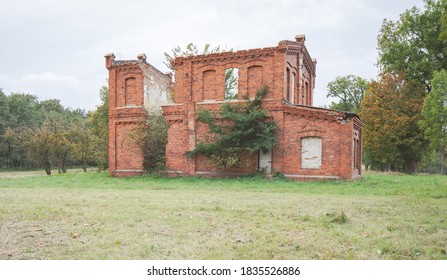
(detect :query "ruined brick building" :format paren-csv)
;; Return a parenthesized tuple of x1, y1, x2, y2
(105, 35, 363, 180)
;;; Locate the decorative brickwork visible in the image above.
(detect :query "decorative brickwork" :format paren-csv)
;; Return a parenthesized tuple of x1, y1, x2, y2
(106, 35, 363, 180)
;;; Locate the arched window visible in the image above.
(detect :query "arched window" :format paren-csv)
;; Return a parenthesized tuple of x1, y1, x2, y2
(301, 137, 322, 169)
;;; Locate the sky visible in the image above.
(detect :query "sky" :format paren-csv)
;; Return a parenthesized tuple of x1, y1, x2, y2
(0, 0, 425, 111)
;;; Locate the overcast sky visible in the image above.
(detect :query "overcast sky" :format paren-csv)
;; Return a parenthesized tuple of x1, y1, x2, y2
(0, 0, 424, 111)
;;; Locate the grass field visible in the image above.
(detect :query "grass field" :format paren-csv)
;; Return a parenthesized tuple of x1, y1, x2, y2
(0, 170, 446, 260)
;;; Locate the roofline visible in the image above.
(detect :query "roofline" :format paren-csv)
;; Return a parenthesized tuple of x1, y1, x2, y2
(283, 99, 363, 124)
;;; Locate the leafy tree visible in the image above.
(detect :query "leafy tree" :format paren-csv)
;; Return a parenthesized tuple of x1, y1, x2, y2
(0, 89, 9, 133)
(70, 122, 95, 172)
(377, 0, 447, 92)
(130, 108, 169, 172)
(326, 75, 369, 113)
(361, 72, 426, 173)
(419, 69, 447, 174)
(187, 86, 278, 168)
(7, 93, 42, 128)
(1, 128, 28, 168)
(43, 112, 70, 173)
(38, 99, 64, 115)
(0, 90, 11, 166)
(87, 86, 109, 171)
(441, 9, 447, 42)
(20, 126, 53, 175)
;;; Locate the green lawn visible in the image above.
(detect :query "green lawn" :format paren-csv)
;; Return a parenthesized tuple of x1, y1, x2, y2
(0, 170, 446, 260)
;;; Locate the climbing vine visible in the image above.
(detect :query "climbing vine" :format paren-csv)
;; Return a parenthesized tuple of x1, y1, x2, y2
(187, 85, 278, 168)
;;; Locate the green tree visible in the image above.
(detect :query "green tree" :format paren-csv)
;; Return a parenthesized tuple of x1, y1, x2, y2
(0, 89, 9, 133)
(1, 128, 27, 168)
(326, 75, 369, 113)
(87, 86, 109, 171)
(7, 93, 42, 128)
(377, 0, 447, 92)
(130, 108, 169, 172)
(0, 89, 11, 166)
(441, 9, 447, 42)
(20, 126, 53, 175)
(419, 69, 447, 174)
(361, 72, 426, 173)
(0, 93, 42, 167)
(38, 99, 64, 114)
(70, 122, 95, 172)
(44, 112, 71, 173)
(187, 86, 278, 169)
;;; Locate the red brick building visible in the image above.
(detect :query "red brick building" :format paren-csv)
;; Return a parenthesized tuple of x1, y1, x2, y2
(105, 53, 172, 177)
(106, 35, 363, 180)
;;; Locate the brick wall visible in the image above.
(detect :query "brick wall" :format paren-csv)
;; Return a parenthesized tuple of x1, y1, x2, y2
(107, 36, 363, 180)
(106, 53, 171, 177)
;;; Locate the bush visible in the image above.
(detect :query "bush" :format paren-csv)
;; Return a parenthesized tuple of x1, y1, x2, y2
(133, 108, 169, 172)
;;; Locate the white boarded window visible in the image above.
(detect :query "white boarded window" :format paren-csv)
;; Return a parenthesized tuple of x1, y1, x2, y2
(301, 137, 322, 169)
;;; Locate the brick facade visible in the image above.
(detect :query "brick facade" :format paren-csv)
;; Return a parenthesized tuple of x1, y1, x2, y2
(106, 35, 363, 180)
(105, 53, 172, 177)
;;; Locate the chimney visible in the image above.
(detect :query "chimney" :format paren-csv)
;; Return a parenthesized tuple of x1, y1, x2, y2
(137, 53, 147, 63)
(105, 53, 115, 70)
(295, 35, 306, 43)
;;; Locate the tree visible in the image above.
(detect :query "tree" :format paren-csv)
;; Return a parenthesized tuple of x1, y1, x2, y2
(130, 108, 169, 172)
(187, 86, 278, 168)
(419, 69, 447, 174)
(70, 122, 95, 172)
(7, 93, 42, 128)
(441, 9, 447, 42)
(326, 75, 369, 113)
(20, 126, 53, 175)
(87, 86, 109, 171)
(0, 89, 11, 167)
(1, 128, 27, 168)
(361, 72, 426, 173)
(0, 89, 9, 133)
(377, 0, 447, 92)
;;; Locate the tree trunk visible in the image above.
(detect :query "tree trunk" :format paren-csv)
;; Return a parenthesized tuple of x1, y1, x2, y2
(44, 161, 51, 175)
(61, 156, 67, 173)
(441, 149, 445, 175)
(405, 161, 417, 174)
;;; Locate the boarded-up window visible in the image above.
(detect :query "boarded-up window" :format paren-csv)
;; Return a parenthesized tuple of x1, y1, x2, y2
(203, 70, 217, 100)
(291, 72, 295, 103)
(301, 137, 322, 169)
(125, 77, 136, 106)
(286, 68, 290, 101)
(248, 66, 262, 99)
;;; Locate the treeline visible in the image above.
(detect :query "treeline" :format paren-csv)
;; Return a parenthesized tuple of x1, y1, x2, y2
(328, 0, 447, 174)
(0, 86, 108, 174)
